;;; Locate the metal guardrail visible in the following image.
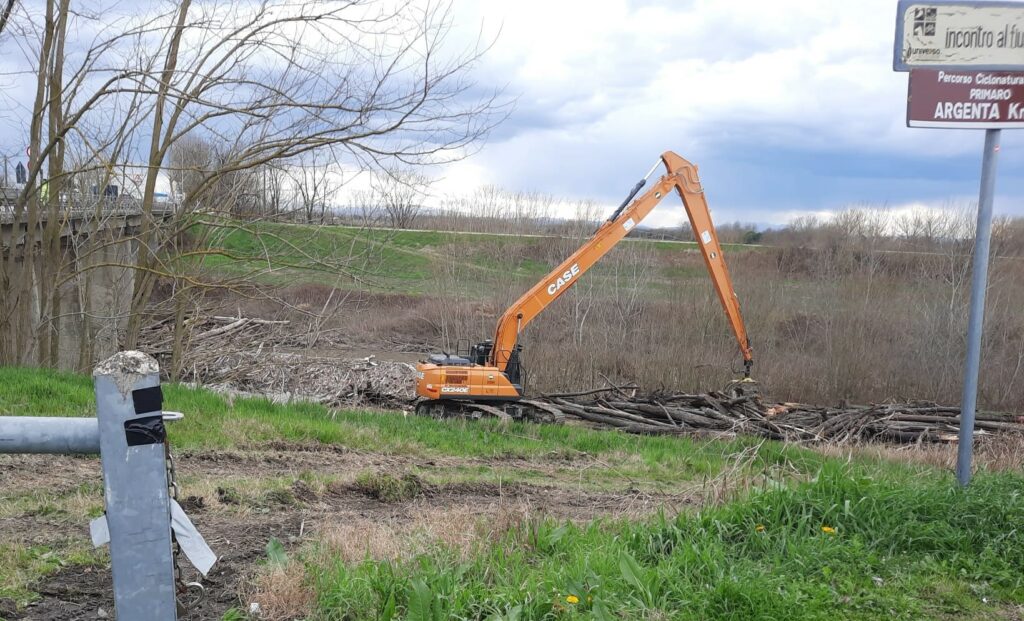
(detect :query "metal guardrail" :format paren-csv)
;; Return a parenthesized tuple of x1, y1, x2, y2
(0, 351, 214, 620)
(0, 197, 175, 224)
(0, 186, 18, 205)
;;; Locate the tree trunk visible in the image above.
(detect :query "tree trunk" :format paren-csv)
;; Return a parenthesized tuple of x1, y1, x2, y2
(125, 0, 191, 348)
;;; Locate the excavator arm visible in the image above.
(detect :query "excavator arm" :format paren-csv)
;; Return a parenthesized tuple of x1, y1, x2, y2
(489, 151, 754, 376)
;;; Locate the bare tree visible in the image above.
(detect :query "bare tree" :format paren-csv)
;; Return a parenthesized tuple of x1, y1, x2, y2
(347, 187, 381, 225)
(428, 185, 557, 234)
(0, 0, 506, 367)
(372, 169, 431, 229)
(291, 151, 340, 224)
(257, 164, 289, 218)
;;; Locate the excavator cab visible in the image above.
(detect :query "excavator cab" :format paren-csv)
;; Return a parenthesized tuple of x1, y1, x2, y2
(469, 340, 492, 365)
(415, 150, 755, 422)
(425, 353, 471, 366)
(425, 339, 496, 367)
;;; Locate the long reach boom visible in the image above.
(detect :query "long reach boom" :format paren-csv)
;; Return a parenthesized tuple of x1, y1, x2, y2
(489, 151, 753, 375)
(414, 150, 754, 422)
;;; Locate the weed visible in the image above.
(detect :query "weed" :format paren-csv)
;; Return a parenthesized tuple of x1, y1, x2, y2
(0, 542, 100, 609)
(354, 472, 427, 503)
(266, 538, 288, 565)
(244, 555, 314, 621)
(25, 505, 66, 518)
(220, 608, 248, 621)
(216, 486, 242, 506)
(263, 488, 297, 507)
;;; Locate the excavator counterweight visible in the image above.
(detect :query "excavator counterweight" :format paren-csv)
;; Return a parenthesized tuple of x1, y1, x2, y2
(415, 151, 754, 422)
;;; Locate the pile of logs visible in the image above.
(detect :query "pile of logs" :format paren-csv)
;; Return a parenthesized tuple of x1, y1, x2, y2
(139, 314, 1024, 445)
(534, 387, 1024, 444)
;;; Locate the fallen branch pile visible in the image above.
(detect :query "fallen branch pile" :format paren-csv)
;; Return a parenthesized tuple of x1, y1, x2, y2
(195, 351, 417, 409)
(535, 388, 1024, 444)
(141, 314, 418, 409)
(139, 314, 1024, 444)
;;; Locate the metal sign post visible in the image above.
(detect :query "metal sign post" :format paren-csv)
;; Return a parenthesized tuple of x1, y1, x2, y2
(895, 0, 1024, 485)
(957, 129, 1000, 485)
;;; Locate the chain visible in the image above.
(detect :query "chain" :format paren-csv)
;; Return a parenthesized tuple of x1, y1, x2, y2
(166, 440, 204, 618)
(166, 444, 180, 503)
(166, 442, 187, 617)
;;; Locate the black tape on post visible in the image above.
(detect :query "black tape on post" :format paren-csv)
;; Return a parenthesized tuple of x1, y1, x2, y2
(124, 416, 167, 446)
(131, 386, 163, 416)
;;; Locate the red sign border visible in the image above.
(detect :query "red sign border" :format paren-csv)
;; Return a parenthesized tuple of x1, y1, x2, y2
(907, 68, 1024, 130)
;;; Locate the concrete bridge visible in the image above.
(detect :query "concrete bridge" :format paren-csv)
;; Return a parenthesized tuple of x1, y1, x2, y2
(1, 187, 174, 369)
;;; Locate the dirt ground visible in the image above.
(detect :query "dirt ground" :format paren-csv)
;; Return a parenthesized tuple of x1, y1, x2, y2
(0, 445, 689, 620)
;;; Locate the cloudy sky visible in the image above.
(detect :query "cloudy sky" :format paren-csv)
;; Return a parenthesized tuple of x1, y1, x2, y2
(1, 0, 1020, 229)
(431, 0, 1024, 228)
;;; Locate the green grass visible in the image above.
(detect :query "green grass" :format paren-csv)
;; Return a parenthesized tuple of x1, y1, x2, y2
(354, 472, 428, 502)
(188, 221, 762, 295)
(298, 465, 1024, 620)
(0, 542, 101, 609)
(196, 222, 433, 289)
(0, 366, 821, 490)
(196, 222, 541, 293)
(5, 366, 1020, 620)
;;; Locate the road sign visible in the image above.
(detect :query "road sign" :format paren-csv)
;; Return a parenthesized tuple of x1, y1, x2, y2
(894, 1, 1024, 71)
(894, 2, 1024, 486)
(908, 69, 1024, 127)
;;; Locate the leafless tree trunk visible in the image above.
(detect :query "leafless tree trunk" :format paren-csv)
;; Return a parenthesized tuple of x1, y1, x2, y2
(372, 169, 430, 229)
(0, 0, 16, 38)
(124, 0, 192, 348)
(291, 152, 340, 225)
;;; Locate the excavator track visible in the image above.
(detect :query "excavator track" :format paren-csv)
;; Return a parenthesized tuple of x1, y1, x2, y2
(414, 400, 565, 424)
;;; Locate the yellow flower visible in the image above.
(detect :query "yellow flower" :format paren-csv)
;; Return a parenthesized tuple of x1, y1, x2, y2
(566, 595, 580, 605)
(755, 524, 766, 532)
(821, 526, 836, 535)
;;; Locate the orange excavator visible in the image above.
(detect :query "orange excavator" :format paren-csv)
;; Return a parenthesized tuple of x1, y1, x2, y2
(414, 151, 754, 421)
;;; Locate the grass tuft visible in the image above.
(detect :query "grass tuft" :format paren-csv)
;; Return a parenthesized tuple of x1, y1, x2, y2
(354, 472, 428, 503)
(0, 542, 101, 609)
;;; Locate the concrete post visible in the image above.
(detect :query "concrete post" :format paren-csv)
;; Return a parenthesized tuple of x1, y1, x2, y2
(92, 351, 177, 620)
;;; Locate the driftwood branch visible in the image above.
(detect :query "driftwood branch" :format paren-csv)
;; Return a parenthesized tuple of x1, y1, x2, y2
(532, 390, 1024, 445)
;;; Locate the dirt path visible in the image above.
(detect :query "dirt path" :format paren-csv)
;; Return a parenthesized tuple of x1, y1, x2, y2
(1, 446, 693, 620)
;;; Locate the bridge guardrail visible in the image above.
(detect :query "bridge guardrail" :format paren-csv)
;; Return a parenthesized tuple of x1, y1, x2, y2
(0, 198, 176, 224)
